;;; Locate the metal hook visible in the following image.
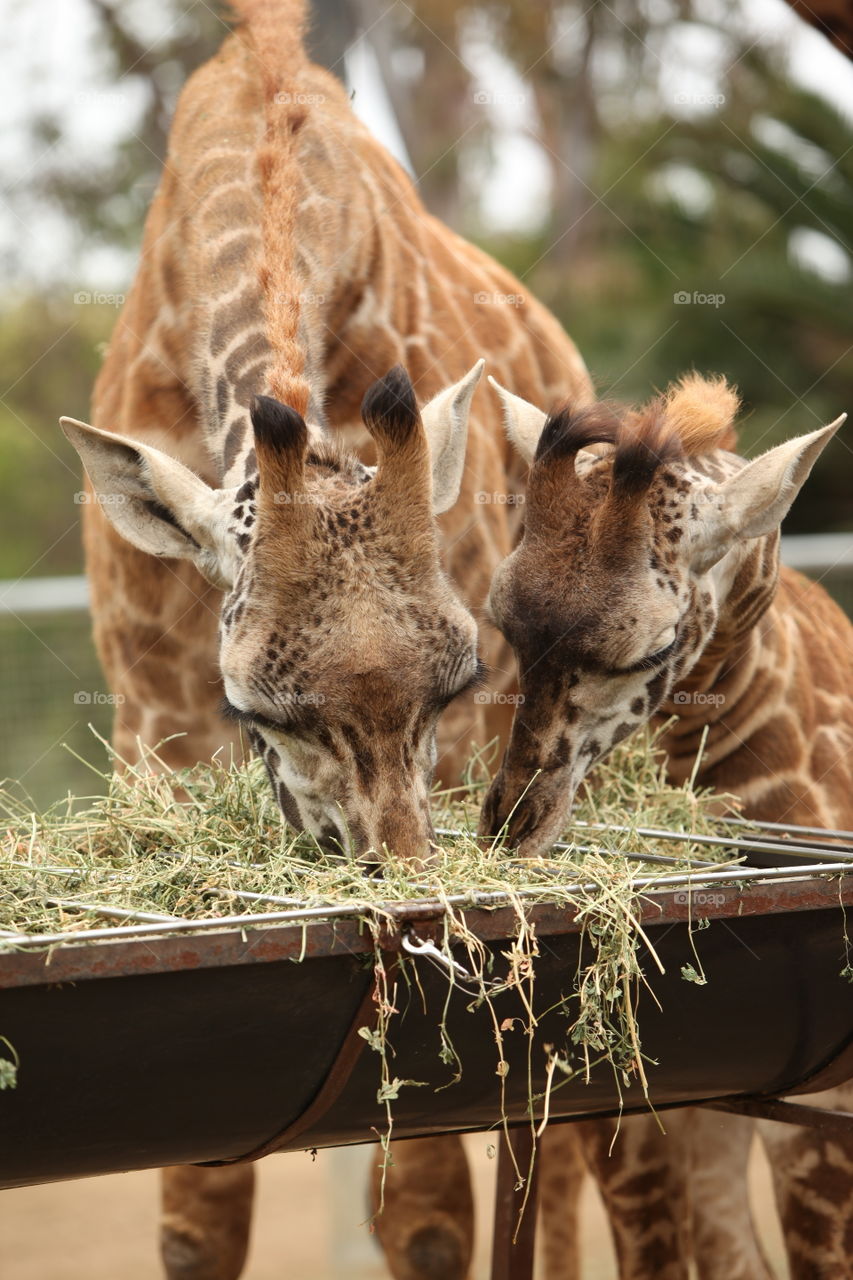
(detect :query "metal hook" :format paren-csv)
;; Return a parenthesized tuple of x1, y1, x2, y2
(401, 927, 475, 981)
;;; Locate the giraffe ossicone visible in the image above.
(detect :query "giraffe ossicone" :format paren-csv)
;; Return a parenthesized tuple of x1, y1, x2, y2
(63, 360, 488, 865)
(481, 374, 845, 856)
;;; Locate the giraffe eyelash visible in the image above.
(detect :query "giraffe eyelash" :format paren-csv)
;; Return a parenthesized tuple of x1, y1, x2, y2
(459, 656, 489, 695)
(437, 657, 488, 709)
(617, 639, 678, 676)
(220, 695, 292, 735)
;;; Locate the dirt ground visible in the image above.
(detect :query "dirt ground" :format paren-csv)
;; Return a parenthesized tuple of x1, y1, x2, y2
(0, 1133, 787, 1279)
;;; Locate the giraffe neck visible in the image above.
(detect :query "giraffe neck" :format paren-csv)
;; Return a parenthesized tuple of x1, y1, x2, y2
(186, 54, 333, 491)
(659, 533, 853, 827)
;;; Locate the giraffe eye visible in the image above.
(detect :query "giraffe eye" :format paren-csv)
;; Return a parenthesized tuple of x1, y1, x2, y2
(436, 656, 487, 709)
(614, 634, 676, 675)
(620, 637, 677, 675)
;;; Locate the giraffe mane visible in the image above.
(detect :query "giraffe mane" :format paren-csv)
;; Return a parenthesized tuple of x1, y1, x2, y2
(616, 374, 740, 490)
(534, 373, 740, 498)
(658, 371, 740, 455)
(230, 0, 312, 416)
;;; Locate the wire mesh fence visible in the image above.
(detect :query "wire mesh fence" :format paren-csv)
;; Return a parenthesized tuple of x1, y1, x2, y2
(1, 536, 851, 807)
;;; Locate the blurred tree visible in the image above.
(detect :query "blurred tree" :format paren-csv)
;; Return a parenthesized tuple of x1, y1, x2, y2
(16, 1, 226, 259)
(517, 43, 853, 531)
(0, 296, 115, 578)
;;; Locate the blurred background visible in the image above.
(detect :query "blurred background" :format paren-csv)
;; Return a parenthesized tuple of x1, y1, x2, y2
(1, 0, 852, 805)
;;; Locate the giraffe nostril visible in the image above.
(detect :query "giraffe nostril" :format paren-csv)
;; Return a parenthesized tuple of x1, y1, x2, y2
(478, 779, 506, 839)
(315, 826, 346, 857)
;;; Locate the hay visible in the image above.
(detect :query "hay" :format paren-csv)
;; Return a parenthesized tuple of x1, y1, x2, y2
(0, 727, 743, 1124)
(0, 726, 737, 941)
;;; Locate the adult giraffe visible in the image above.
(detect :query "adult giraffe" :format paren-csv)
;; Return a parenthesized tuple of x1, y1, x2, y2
(63, 1, 592, 1276)
(482, 372, 852, 1280)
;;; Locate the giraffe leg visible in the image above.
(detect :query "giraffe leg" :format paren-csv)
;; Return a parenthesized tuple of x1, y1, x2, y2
(83, 501, 255, 1279)
(370, 1136, 474, 1280)
(160, 1165, 255, 1280)
(574, 1114, 691, 1280)
(538, 1127, 585, 1280)
(687, 1111, 773, 1280)
(759, 1084, 853, 1280)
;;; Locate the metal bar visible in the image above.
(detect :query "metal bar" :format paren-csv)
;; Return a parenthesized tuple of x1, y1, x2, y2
(43, 899, 181, 924)
(0, 540, 845, 617)
(436, 823, 853, 863)
(2, 862, 850, 951)
(205, 887, 306, 907)
(705, 1098, 853, 1136)
(780, 532, 853, 571)
(0, 575, 89, 616)
(491, 1129, 538, 1280)
(2, 874, 851, 988)
(721, 816, 853, 843)
(565, 824, 853, 863)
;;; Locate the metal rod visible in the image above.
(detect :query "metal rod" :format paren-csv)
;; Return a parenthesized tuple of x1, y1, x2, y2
(566, 824, 853, 863)
(43, 898, 181, 924)
(721, 816, 853, 842)
(2, 862, 850, 950)
(435, 823, 853, 863)
(206, 887, 306, 907)
(705, 1098, 853, 1136)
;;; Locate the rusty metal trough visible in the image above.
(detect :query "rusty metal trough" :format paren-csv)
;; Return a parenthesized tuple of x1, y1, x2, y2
(1, 843, 852, 1192)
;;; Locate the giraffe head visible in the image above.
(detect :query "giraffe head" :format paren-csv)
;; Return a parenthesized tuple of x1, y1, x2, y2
(480, 373, 844, 856)
(62, 363, 485, 867)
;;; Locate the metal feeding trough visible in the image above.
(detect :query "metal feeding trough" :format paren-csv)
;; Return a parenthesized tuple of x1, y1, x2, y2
(2, 818, 852, 1202)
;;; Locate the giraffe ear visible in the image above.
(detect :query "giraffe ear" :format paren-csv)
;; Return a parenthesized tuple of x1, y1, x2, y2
(60, 417, 240, 590)
(488, 376, 546, 465)
(691, 417, 845, 571)
(420, 360, 485, 514)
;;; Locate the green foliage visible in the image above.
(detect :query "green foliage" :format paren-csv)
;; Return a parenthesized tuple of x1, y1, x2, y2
(0, 296, 116, 578)
(475, 27, 853, 531)
(0, 1038, 19, 1090)
(0, 614, 114, 807)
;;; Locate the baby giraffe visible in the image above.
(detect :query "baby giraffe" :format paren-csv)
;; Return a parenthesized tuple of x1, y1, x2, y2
(480, 373, 852, 1280)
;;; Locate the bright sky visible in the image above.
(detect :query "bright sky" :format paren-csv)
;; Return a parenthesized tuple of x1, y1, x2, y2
(1, 0, 852, 289)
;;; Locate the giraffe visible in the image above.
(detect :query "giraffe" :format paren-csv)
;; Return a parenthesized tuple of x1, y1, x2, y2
(480, 371, 853, 1279)
(63, 2, 593, 1276)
